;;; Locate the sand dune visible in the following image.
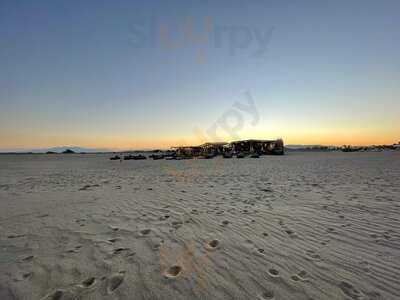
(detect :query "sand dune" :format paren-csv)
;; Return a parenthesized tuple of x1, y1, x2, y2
(0, 152, 399, 299)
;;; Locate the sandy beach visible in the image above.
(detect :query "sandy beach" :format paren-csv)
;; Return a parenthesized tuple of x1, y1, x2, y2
(1, 151, 399, 299)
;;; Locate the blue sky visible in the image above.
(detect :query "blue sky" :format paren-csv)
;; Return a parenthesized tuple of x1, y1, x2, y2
(1, 0, 399, 150)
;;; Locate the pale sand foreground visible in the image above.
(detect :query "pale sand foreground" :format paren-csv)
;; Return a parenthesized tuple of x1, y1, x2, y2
(0, 152, 399, 300)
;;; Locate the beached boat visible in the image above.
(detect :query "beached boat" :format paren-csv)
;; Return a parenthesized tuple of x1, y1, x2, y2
(223, 152, 233, 158)
(124, 154, 147, 160)
(236, 153, 246, 158)
(110, 155, 121, 160)
(250, 153, 260, 158)
(149, 154, 164, 160)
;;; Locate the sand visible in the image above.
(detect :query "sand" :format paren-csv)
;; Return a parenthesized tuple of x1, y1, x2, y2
(0, 151, 399, 299)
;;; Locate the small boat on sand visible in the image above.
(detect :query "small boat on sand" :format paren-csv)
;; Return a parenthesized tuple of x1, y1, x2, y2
(250, 153, 260, 158)
(223, 152, 233, 158)
(124, 154, 147, 160)
(165, 156, 177, 160)
(236, 153, 246, 158)
(110, 155, 121, 160)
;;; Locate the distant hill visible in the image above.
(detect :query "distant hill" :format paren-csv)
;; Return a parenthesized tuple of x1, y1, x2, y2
(0, 146, 111, 154)
(44, 146, 111, 153)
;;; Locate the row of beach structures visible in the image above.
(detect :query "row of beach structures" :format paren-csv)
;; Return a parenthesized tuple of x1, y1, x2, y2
(110, 139, 284, 160)
(172, 139, 284, 159)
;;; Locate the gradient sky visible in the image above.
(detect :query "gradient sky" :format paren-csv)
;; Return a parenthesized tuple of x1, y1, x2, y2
(1, 0, 399, 150)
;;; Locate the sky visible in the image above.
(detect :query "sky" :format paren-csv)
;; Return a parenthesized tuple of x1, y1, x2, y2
(1, 0, 399, 150)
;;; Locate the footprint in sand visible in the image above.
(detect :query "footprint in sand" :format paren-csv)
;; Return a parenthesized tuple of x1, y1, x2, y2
(284, 229, 296, 237)
(205, 239, 220, 251)
(291, 274, 301, 282)
(80, 277, 96, 288)
(257, 248, 265, 255)
(298, 270, 308, 280)
(268, 268, 279, 277)
(164, 265, 183, 279)
(221, 220, 229, 226)
(259, 289, 274, 299)
(139, 229, 151, 236)
(339, 281, 363, 299)
(106, 271, 125, 294)
(262, 232, 269, 237)
(22, 272, 33, 279)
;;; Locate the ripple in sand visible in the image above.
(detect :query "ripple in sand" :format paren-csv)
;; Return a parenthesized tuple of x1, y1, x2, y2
(106, 271, 125, 294)
(205, 239, 220, 251)
(7, 234, 26, 239)
(268, 268, 279, 277)
(306, 249, 321, 260)
(21, 255, 34, 262)
(172, 221, 183, 228)
(113, 247, 128, 254)
(164, 265, 183, 278)
(259, 289, 275, 299)
(40, 289, 65, 300)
